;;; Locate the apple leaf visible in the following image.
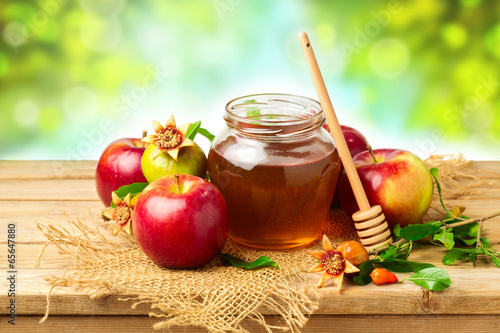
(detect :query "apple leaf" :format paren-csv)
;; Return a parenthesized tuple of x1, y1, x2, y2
(482, 237, 490, 249)
(186, 121, 202, 140)
(403, 267, 451, 291)
(110, 182, 149, 208)
(442, 249, 470, 265)
(433, 228, 455, 250)
(353, 260, 377, 285)
(185, 122, 215, 144)
(399, 223, 441, 241)
(220, 253, 279, 270)
(198, 127, 215, 143)
(489, 253, 500, 268)
(450, 222, 478, 238)
(455, 237, 479, 246)
(376, 259, 434, 273)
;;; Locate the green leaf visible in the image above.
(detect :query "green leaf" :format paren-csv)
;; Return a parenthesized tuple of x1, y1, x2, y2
(456, 237, 478, 246)
(442, 249, 469, 265)
(220, 253, 279, 270)
(380, 244, 411, 260)
(405, 267, 451, 291)
(430, 167, 453, 217)
(110, 182, 149, 208)
(400, 223, 441, 241)
(433, 228, 455, 250)
(490, 254, 500, 268)
(186, 121, 202, 140)
(198, 127, 215, 143)
(353, 260, 377, 285)
(380, 246, 398, 260)
(482, 237, 490, 249)
(353, 259, 435, 286)
(393, 224, 401, 238)
(377, 260, 434, 273)
(451, 223, 478, 238)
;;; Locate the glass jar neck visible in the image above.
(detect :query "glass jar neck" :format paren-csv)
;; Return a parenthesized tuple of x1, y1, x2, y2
(224, 93, 325, 140)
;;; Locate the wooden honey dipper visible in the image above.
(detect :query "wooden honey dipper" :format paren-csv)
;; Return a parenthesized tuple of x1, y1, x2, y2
(298, 32, 393, 251)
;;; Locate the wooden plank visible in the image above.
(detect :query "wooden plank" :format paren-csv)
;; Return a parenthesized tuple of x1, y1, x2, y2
(1, 249, 500, 317)
(0, 200, 117, 244)
(0, 179, 99, 201)
(0, 158, 485, 180)
(0, 160, 497, 202)
(0, 160, 499, 327)
(5, 314, 500, 333)
(2, 198, 499, 245)
(1, 267, 500, 316)
(0, 160, 96, 179)
(5, 242, 497, 271)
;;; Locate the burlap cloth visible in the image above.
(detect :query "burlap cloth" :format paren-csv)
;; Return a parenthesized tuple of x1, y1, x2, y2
(35, 154, 500, 332)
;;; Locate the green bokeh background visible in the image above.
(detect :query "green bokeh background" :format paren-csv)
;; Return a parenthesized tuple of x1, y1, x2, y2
(0, 0, 499, 160)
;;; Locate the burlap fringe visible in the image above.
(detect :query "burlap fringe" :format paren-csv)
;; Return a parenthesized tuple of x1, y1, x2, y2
(35, 216, 344, 332)
(35, 153, 500, 332)
(424, 153, 500, 213)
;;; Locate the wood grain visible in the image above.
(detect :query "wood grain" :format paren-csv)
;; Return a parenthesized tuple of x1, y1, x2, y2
(0, 179, 99, 201)
(1, 160, 500, 331)
(1, 247, 500, 316)
(4, 315, 500, 333)
(0, 160, 96, 179)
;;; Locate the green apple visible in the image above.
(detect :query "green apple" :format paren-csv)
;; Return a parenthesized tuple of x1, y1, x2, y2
(141, 116, 208, 183)
(141, 143, 207, 183)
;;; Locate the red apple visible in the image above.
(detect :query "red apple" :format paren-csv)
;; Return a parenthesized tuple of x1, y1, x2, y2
(323, 124, 369, 207)
(95, 138, 147, 207)
(338, 149, 434, 230)
(132, 174, 228, 269)
(324, 124, 370, 158)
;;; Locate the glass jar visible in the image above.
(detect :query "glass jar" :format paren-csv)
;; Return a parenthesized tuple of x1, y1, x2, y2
(207, 93, 340, 250)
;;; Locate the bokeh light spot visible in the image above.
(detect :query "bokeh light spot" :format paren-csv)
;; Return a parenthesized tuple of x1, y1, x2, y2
(79, 0, 125, 16)
(460, 0, 482, 7)
(63, 86, 99, 122)
(39, 107, 63, 132)
(441, 23, 467, 49)
(316, 23, 336, 50)
(462, 99, 494, 132)
(80, 15, 122, 52)
(13, 100, 40, 128)
(0, 53, 8, 78)
(3, 21, 29, 48)
(484, 23, 500, 59)
(2, 3, 36, 21)
(38, 20, 60, 43)
(369, 38, 410, 79)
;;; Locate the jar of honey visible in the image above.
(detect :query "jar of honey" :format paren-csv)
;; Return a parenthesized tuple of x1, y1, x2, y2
(207, 94, 340, 250)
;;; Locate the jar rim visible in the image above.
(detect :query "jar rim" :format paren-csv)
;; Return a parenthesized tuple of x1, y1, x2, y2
(225, 93, 324, 136)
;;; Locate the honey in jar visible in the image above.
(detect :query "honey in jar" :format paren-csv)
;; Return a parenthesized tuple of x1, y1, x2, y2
(207, 94, 340, 250)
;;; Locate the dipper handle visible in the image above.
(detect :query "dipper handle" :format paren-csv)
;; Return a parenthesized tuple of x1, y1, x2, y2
(298, 32, 392, 251)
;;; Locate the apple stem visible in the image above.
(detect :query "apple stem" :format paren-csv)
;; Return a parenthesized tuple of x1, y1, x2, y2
(175, 174, 181, 193)
(367, 145, 378, 163)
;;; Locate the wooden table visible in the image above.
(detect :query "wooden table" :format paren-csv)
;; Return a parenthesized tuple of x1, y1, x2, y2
(1, 160, 500, 332)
